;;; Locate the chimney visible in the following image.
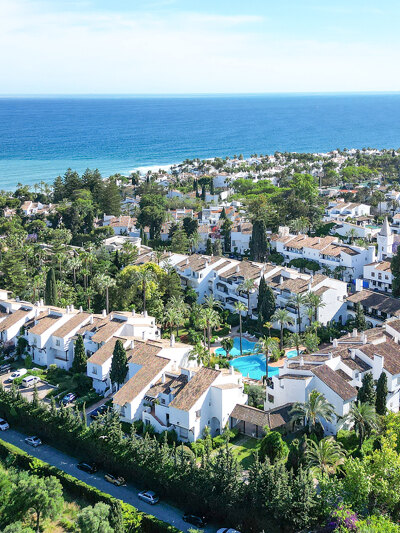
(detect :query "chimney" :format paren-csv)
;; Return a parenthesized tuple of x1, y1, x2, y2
(66, 306, 70, 314)
(142, 331, 145, 340)
(236, 265, 240, 273)
(132, 308, 135, 316)
(350, 349, 356, 360)
(332, 338, 338, 347)
(300, 357, 304, 366)
(70, 304, 74, 311)
(229, 365, 234, 375)
(215, 364, 219, 370)
(39, 298, 44, 306)
(360, 331, 367, 344)
(352, 328, 358, 338)
(162, 374, 166, 384)
(186, 258, 189, 265)
(79, 306, 83, 313)
(328, 352, 333, 360)
(102, 309, 107, 317)
(279, 275, 283, 286)
(47, 308, 51, 315)
(170, 334, 175, 347)
(35, 308, 39, 318)
(89, 315, 94, 324)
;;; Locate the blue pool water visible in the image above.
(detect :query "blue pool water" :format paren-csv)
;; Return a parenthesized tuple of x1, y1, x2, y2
(217, 339, 299, 380)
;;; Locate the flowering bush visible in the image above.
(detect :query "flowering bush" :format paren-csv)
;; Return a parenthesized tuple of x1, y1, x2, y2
(326, 505, 358, 532)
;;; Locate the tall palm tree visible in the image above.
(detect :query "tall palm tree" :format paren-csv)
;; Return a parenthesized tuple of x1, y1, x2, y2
(189, 342, 210, 367)
(199, 306, 220, 352)
(167, 296, 190, 337)
(287, 332, 302, 358)
(304, 292, 326, 323)
(288, 293, 306, 333)
(203, 294, 223, 310)
(306, 437, 346, 476)
(132, 268, 156, 313)
(238, 278, 256, 316)
(151, 249, 164, 265)
(340, 402, 379, 447)
(290, 390, 335, 434)
(162, 306, 179, 336)
(255, 336, 279, 382)
(68, 256, 82, 286)
(188, 232, 200, 254)
(234, 301, 247, 356)
(93, 273, 116, 314)
(271, 308, 293, 350)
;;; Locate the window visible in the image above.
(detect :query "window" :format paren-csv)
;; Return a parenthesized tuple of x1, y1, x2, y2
(196, 409, 201, 418)
(161, 398, 165, 405)
(268, 394, 274, 403)
(371, 272, 375, 277)
(120, 405, 126, 416)
(56, 339, 60, 346)
(180, 427, 188, 439)
(92, 367, 97, 375)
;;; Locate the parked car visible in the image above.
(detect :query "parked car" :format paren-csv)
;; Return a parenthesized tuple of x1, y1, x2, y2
(25, 436, 42, 447)
(217, 529, 242, 533)
(138, 490, 159, 505)
(61, 392, 77, 405)
(183, 514, 207, 527)
(104, 473, 126, 486)
(77, 462, 98, 474)
(0, 418, 9, 431)
(7, 369, 27, 382)
(90, 404, 108, 419)
(0, 363, 12, 375)
(21, 375, 40, 388)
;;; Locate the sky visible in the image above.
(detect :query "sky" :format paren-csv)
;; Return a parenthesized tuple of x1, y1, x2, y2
(0, 0, 399, 94)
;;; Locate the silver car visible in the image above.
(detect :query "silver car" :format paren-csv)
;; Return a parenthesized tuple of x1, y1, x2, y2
(25, 436, 42, 447)
(138, 490, 159, 505)
(0, 418, 9, 431)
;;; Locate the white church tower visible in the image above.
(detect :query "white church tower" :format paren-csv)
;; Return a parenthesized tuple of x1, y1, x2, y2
(377, 217, 394, 261)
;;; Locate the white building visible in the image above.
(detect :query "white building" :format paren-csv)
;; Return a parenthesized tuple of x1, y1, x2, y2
(324, 200, 371, 221)
(346, 289, 400, 328)
(363, 261, 393, 293)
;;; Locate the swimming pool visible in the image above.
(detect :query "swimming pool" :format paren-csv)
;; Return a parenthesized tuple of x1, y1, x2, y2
(215, 337, 257, 357)
(221, 340, 299, 380)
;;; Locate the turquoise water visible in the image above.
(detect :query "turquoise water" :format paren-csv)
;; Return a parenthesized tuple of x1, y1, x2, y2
(1, 94, 400, 188)
(216, 337, 257, 357)
(228, 346, 299, 380)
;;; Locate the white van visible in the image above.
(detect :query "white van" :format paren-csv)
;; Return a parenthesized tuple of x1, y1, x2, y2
(21, 375, 40, 388)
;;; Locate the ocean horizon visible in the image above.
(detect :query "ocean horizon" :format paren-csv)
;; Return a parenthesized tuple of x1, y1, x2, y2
(0, 93, 400, 190)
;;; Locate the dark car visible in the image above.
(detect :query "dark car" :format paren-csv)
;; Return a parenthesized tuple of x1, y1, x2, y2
(183, 514, 207, 527)
(77, 462, 98, 474)
(0, 364, 11, 375)
(61, 392, 77, 406)
(90, 404, 108, 419)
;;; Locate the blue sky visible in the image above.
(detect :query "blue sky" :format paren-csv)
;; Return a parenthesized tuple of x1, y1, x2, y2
(0, 0, 399, 94)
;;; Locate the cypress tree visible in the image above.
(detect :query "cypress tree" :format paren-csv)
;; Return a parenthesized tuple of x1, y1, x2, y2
(354, 302, 367, 331)
(45, 268, 58, 306)
(257, 278, 276, 328)
(357, 372, 376, 405)
(250, 220, 267, 262)
(201, 184, 206, 202)
(71, 334, 87, 374)
(206, 238, 212, 255)
(391, 247, 400, 297)
(210, 179, 215, 195)
(376, 371, 388, 415)
(220, 207, 227, 220)
(110, 340, 128, 390)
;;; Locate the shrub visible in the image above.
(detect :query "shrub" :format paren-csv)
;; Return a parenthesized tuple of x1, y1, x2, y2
(212, 435, 225, 449)
(260, 431, 289, 463)
(24, 354, 32, 369)
(190, 441, 205, 457)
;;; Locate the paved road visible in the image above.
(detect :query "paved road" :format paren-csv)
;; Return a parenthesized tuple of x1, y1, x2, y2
(0, 429, 218, 533)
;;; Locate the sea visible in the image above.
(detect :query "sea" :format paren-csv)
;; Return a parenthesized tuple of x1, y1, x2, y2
(0, 93, 400, 190)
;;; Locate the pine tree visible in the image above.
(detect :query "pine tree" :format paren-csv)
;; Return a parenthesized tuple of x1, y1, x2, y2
(110, 340, 128, 389)
(354, 302, 367, 331)
(53, 176, 65, 202)
(220, 207, 227, 220)
(45, 268, 58, 306)
(376, 371, 388, 415)
(71, 334, 87, 374)
(170, 226, 189, 253)
(357, 372, 376, 405)
(102, 181, 121, 216)
(206, 238, 212, 255)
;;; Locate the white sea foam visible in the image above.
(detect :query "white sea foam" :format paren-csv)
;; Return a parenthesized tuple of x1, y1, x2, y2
(129, 163, 176, 175)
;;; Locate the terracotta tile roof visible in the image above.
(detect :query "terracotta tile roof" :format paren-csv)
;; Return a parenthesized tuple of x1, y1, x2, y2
(88, 337, 121, 366)
(336, 368, 352, 382)
(77, 316, 106, 335)
(230, 403, 293, 430)
(278, 374, 311, 380)
(359, 340, 400, 375)
(387, 319, 400, 333)
(113, 352, 169, 406)
(29, 313, 63, 335)
(146, 373, 188, 397)
(169, 367, 220, 411)
(312, 365, 357, 401)
(0, 309, 31, 332)
(52, 313, 90, 338)
(219, 261, 262, 281)
(347, 290, 400, 316)
(126, 340, 162, 362)
(91, 318, 126, 343)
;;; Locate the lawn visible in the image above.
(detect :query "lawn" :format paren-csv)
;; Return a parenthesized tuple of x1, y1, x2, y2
(229, 435, 260, 469)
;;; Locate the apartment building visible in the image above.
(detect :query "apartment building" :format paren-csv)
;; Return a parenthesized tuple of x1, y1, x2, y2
(324, 200, 371, 221)
(347, 289, 400, 327)
(363, 261, 393, 293)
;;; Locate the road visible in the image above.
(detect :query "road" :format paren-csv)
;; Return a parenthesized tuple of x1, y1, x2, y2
(0, 428, 218, 533)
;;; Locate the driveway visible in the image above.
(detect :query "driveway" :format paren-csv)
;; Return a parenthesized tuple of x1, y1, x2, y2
(0, 372, 56, 401)
(0, 429, 218, 533)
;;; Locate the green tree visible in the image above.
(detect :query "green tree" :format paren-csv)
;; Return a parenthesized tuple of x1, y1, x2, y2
(357, 372, 376, 405)
(205, 238, 212, 255)
(72, 334, 87, 374)
(341, 402, 379, 447)
(271, 308, 293, 350)
(257, 278, 275, 329)
(392, 247, 400, 297)
(354, 302, 367, 331)
(212, 239, 222, 256)
(306, 436, 346, 476)
(220, 337, 234, 357)
(221, 217, 232, 252)
(260, 431, 289, 463)
(3, 523, 35, 533)
(288, 293, 306, 333)
(171, 226, 190, 253)
(131, 268, 156, 313)
(93, 273, 116, 314)
(199, 306, 220, 352)
(376, 371, 388, 416)
(77, 502, 113, 533)
(290, 390, 335, 434)
(255, 336, 278, 382)
(45, 267, 58, 306)
(234, 301, 247, 356)
(238, 278, 255, 316)
(101, 181, 121, 216)
(110, 340, 128, 390)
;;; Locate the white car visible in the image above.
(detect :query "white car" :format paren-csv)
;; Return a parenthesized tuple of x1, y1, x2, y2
(138, 490, 159, 505)
(8, 369, 27, 382)
(217, 529, 242, 533)
(0, 418, 9, 431)
(25, 436, 42, 447)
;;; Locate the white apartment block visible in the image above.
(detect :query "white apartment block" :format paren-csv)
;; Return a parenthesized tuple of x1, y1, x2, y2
(346, 289, 400, 328)
(231, 222, 252, 254)
(265, 324, 400, 435)
(363, 261, 393, 293)
(324, 200, 371, 221)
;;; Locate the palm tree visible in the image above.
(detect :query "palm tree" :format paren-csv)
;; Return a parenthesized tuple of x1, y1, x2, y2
(220, 337, 234, 357)
(203, 294, 223, 310)
(340, 402, 379, 447)
(189, 342, 210, 367)
(264, 321, 272, 337)
(234, 301, 247, 356)
(290, 390, 335, 434)
(162, 306, 179, 336)
(255, 336, 279, 382)
(287, 332, 302, 358)
(68, 256, 82, 286)
(346, 228, 358, 244)
(304, 292, 326, 323)
(290, 217, 309, 234)
(93, 273, 116, 314)
(199, 306, 220, 352)
(132, 268, 156, 313)
(188, 232, 200, 254)
(288, 293, 306, 333)
(271, 308, 293, 350)
(167, 296, 190, 337)
(238, 278, 256, 316)
(306, 437, 346, 476)
(151, 250, 164, 265)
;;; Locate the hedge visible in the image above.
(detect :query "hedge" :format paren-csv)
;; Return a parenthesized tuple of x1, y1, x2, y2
(0, 438, 181, 533)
